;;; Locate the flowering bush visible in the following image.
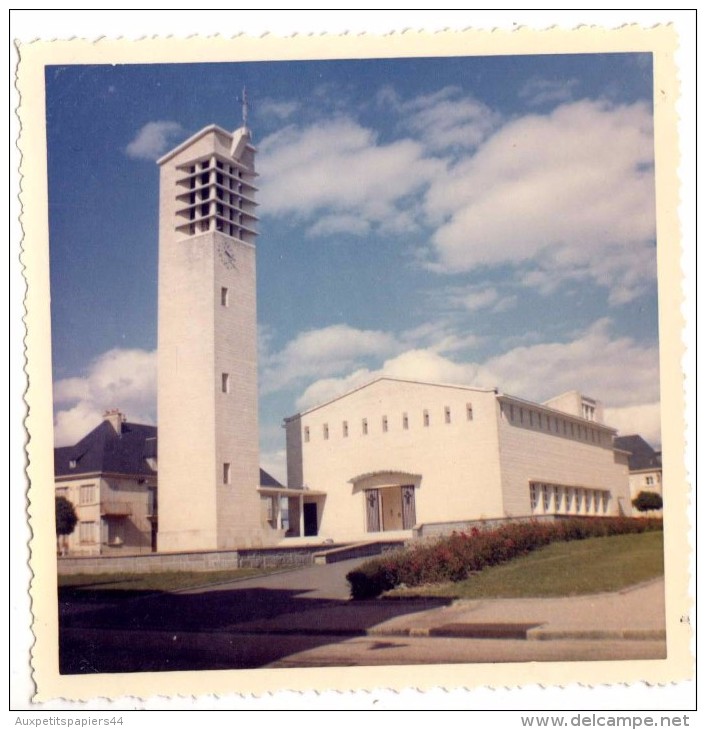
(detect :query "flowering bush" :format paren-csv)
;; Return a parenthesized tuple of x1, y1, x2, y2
(346, 516, 663, 599)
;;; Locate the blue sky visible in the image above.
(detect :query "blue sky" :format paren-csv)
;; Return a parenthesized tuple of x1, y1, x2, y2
(46, 53, 661, 481)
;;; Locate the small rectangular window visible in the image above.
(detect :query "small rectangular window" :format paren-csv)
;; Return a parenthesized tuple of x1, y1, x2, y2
(221, 287, 229, 306)
(342, 420, 349, 438)
(221, 373, 230, 393)
(79, 521, 96, 544)
(79, 485, 95, 505)
(304, 426, 310, 443)
(444, 406, 451, 424)
(423, 409, 430, 427)
(466, 403, 474, 421)
(223, 463, 231, 485)
(382, 415, 388, 433)
(362, 418, 368, 435)
(402, 413, 409, 430)
(323, 423, 329, 440)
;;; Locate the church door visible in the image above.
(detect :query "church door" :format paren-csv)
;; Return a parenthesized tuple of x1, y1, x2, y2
(401, 485, 416, 529)
(365, 489, 380, 532)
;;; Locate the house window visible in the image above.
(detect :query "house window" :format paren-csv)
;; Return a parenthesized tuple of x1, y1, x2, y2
(223, 463, 231, 485)
(466, 403, 474, 421)
(519, 408, 524, 424)
(509, 405, 514, 421)
(56, 487, 68, 499)
(342, 420, 349, 438)
(382, 415, 388, 433)
(575, 489, 583, 512)
(555, 486, 563, 512)
(402, 412, 409, 430)
(79, 485, 95, 505)
(221, 373, 230, 393)
(323, 423, 329, 440)
(221, 287, 229, 306)
(529, 411, 534, 427)
(304, 426, 310, 443)
(69, 459, 77, 470)
(79, 521, 96, 544)
(646, 476, 654, 486)
(444, 406, 451, 424)
(565, 488, 574, 513)
(362, 418, 368, 435)
(423, 410, 430, 427)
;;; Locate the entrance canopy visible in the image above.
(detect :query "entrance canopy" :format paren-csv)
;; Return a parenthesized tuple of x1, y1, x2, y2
(348, 470, 421, 493)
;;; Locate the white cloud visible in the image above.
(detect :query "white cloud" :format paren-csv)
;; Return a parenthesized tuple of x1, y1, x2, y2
(389, 85, 499, 152)
(604, 402, 661, 447)
(258, 117, 443, 236)
(519, 77, 579, 106)
(126, 121, 183, 160)
(423, 99, 656, 303)
(261, 324, 400, 395)
(53, 348, 157, 445)
(257, 98, 300, 121)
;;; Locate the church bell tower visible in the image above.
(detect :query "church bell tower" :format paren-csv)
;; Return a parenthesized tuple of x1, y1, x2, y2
(156, 119, 263, 551)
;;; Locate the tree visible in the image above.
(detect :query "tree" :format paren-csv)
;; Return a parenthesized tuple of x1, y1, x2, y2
(55, 495, 78, 555)
(632, 491, 663, 512)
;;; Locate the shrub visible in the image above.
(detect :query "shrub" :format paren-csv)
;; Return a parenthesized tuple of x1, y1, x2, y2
(633, 491, 664, 512)
(346, 516, 663, 599)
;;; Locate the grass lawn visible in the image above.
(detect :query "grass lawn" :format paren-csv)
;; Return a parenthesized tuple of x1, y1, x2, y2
(386, 531, 664, 600)
(58, 567, 282, 594)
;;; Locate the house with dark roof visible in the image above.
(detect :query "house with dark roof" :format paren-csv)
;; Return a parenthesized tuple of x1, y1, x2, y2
(613, 434, 663, 515)
(55, 409, 287, 556)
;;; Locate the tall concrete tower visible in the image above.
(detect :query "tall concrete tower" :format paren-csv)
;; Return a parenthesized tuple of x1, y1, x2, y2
(157, 123, 263, 551)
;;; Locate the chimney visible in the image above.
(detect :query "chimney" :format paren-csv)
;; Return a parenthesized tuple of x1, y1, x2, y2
(103, 408, 125, 434)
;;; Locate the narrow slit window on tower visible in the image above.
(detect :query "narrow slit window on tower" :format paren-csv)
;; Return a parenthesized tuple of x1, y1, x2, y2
(304, 426, 310, 443)
(423, 409, 430, 427)
(382, 415, 388, 433)
(402, 412, 409, 430)
(444, 406, 451, 424)
(221, 373, 230, 393)
(362, 418, 368, 435)
(342, 420, 349, 438)
(221, 287, 229, 307)
(323, 423, 329, 440)
(466, 403, 474, 421)
(223, 463, 231, 485)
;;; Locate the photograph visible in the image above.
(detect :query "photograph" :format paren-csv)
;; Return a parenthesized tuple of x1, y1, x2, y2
(15, 22, 691, 705)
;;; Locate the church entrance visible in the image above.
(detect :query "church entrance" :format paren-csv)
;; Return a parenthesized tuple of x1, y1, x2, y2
(365, 485, 416, 533)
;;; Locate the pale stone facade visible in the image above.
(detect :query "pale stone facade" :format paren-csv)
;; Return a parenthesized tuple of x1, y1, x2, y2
(284, 378, 632, 542)
(157, 125, 266, 551)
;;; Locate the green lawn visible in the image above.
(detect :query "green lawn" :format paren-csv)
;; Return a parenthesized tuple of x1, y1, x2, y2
(386, 531, 664, 600)
(58, 567, 280, 593)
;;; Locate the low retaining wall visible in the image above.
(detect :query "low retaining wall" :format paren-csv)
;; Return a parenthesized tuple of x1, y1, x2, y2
(57, 544, 348, 575)
(313, 539, 407, 565)
(414, 514, 579, 539)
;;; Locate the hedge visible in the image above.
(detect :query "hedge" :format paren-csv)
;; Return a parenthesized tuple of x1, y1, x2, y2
(346, 516, 663, 599)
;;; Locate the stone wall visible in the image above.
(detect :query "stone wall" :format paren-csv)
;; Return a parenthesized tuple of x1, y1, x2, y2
(57, 544, 347, 575)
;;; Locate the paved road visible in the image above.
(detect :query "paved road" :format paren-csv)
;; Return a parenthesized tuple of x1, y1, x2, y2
(58, 559, 667, 674)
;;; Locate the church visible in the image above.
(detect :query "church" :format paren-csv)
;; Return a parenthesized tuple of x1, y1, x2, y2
(149, 119, 633, 552)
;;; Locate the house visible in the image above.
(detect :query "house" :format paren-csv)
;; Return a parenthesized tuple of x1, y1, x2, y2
(283, 378, 633, 542)
(54, 409, 290, 556)
(54, 409, 158, 556)
(614, 434, 663, 514)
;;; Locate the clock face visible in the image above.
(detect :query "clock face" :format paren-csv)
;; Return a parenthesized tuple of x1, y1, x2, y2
(218, 240, 236, 269)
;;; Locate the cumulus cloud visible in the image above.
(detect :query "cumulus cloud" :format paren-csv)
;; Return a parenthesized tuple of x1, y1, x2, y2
(423, 99, 656, 303)
(126, 121, 183, 160)
(53, 348, 157, 446)
(386, 85, 500, 152)
(518, 77, 579, 106)
(257, 98, 300, 121)
(604, 402, 661, 447)
(260, 324, 400, 395)
(258, 117, 443, 236)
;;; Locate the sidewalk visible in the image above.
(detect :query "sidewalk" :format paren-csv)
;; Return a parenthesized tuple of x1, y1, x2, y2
(224, 577, 666, 641)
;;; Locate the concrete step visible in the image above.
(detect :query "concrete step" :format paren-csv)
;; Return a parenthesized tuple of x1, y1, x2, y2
(312, 539, 406, 565)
